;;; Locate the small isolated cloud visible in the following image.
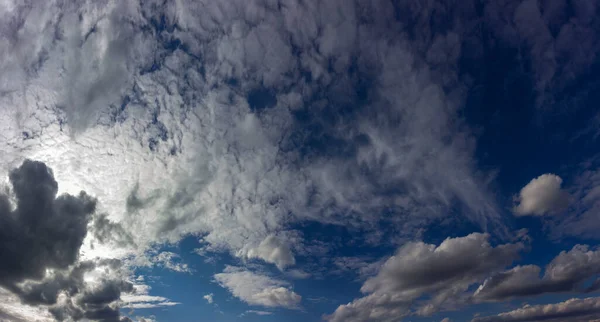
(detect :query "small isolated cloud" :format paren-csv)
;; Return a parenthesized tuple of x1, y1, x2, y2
(472, 297, 600, 322)
(203, 293, 213, 304)
(214, 266, 301, 309)
(326, 233, 524, 321)
(514, 174, 570, 216)
(241, 310, 273, 316)
(441, 318, 452, 322)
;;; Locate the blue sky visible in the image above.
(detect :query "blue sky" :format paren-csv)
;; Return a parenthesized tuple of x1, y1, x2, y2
(0, 1, 600, 322)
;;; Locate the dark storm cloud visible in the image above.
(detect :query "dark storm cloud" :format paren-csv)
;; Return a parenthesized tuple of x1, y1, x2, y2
(472, 297, 600, 322)
(0, 159, 96, 285)
(474, 244, 600, 301)
(0, 160, 134, 321)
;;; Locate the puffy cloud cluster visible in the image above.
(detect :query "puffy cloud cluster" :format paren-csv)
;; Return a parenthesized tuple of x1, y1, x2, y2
(326, 233, 524, 321)
(474, 244, 600, 301)
(0, 160, 139, 321)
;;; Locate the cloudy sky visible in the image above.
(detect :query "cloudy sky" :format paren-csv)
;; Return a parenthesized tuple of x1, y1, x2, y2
(0, 0, 599, 321)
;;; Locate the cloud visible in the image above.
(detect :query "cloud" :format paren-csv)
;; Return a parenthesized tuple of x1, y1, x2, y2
(474, 244, 600, 301)
(243, 310, 273, 316)
(121, 284, 180, 310)
(203, 293, 213, 304)
(326, 233, 524, 321)
(151, 252, 191, 273)
(0, 160, 149, 321)
(472, 297, 600, 322)
(0, 160, 96, 285)
(214, 266, 301, 309)
(514, 174, 570, 216)
(0, 0, 513, 273)
(244, 235, 296, 270)
(557, 162, 600, 239)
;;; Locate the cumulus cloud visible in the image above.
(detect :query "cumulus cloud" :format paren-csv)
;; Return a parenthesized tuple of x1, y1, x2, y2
(0, 160, 96, 285)
(0, 160, 153, 321)
(514, 174, 570, 216)
(245, 235, 295, 270)
(326, 233, 524, 321)
(474, 244, 600, 301)
(472, 297, 600, 322)
(214, 266, 301, 309)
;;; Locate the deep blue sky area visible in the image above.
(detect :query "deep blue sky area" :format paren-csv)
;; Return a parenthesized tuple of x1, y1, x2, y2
(1, 1, 600, 322)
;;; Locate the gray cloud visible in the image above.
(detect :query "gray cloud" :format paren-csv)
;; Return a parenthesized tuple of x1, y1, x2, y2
(514, 174, 570, 216)
(326, 233, 524, 322)
(0, 160, 95, 286)
(472, 297, 600, 322)
(0, 160, 135, 321)
(474, 244, 600, 301)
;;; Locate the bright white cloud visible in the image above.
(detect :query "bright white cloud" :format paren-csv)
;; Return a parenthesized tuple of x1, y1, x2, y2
(514, 174, 570, 216)
(203, 293, 214, 304)
(214, 266, 301, 309)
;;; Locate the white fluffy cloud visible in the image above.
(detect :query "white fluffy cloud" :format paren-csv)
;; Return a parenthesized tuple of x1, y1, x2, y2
(214, 266, 301, 309)
(514, 174, 570, 216)
(203, 293, 213, 304)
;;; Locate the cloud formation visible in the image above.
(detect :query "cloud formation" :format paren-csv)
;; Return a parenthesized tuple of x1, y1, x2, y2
(474, 244, 600, 301)
(326, 233, 524, 321)
(472, 297, 600, 322)
(514, 174, 570, 216)
(214, 266, 301, 309)
(0, 160, 137, 321)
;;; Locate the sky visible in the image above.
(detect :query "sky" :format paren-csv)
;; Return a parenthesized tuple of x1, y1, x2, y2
(0, 0, 599, 321)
